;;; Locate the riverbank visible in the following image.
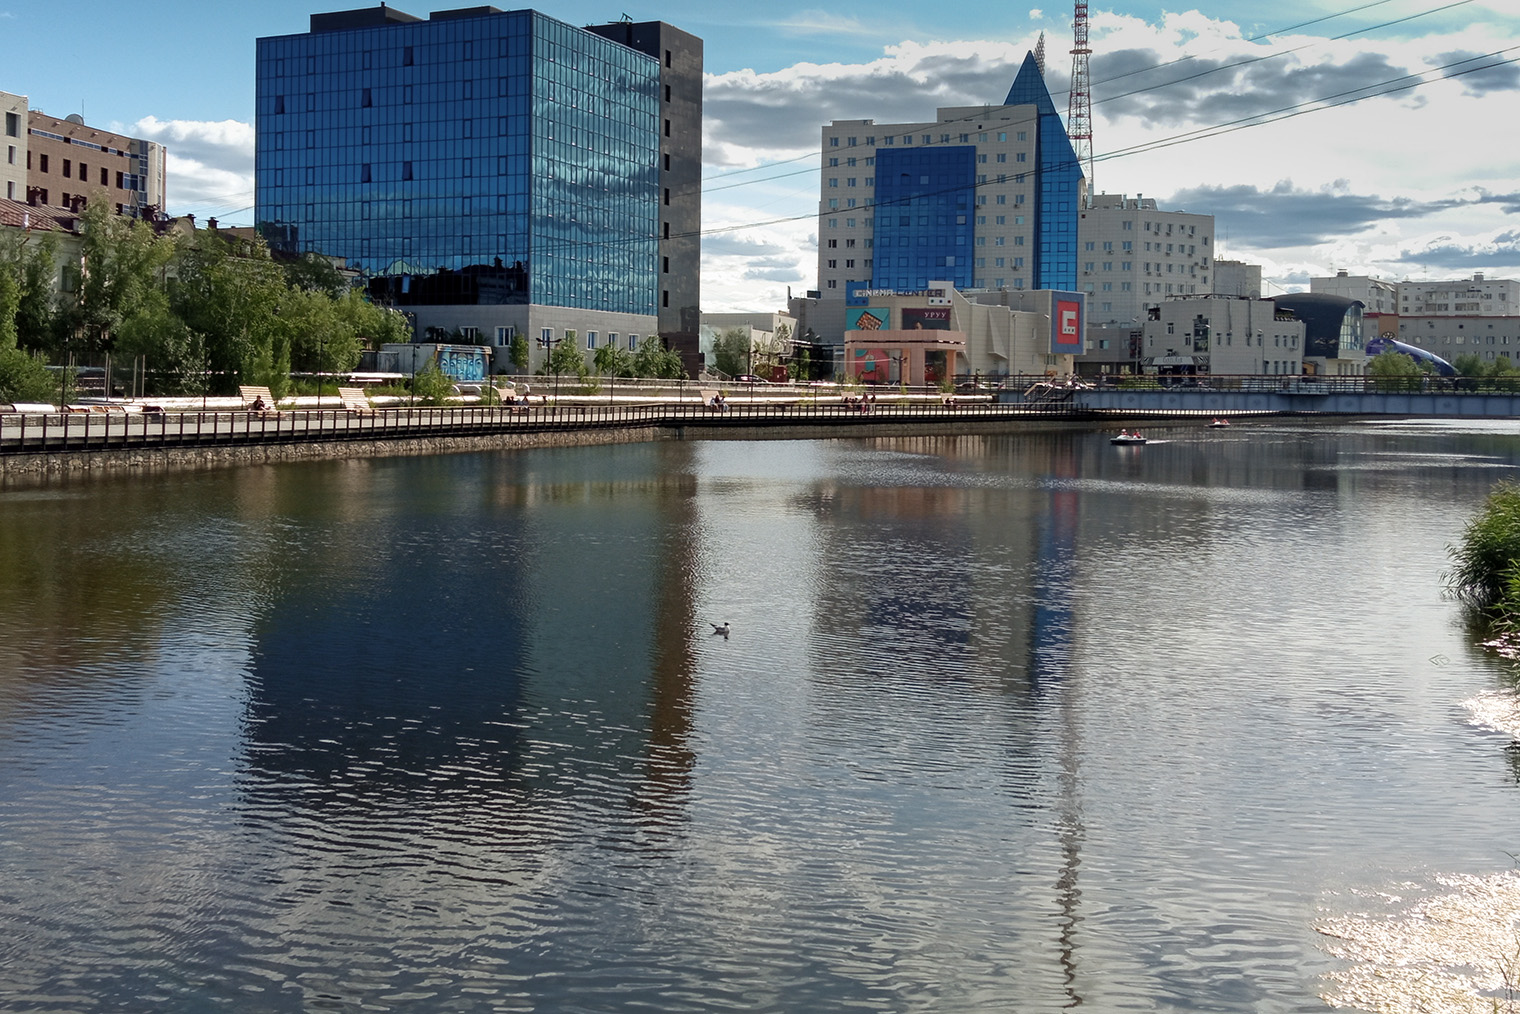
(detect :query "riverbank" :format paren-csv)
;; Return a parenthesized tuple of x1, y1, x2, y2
(0, 398, 1094, 486)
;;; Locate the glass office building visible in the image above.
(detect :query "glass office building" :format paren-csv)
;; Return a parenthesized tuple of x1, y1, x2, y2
(872, 146, 976, 293)
(1002, 52, 1080, 293)
(818, 50, 1083, 328)
(255, 7, 660, 318)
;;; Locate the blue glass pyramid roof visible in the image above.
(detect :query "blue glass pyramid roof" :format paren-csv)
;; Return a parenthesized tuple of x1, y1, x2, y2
(1004, 52, 1060, 114)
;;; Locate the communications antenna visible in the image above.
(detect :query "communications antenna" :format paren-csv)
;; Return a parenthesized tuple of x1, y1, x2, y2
(1067, 0, 1094, 198)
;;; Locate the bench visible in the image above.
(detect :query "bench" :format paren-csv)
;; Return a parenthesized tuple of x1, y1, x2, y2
(337, 387, 376, 414)
(239, 385, 277, 413)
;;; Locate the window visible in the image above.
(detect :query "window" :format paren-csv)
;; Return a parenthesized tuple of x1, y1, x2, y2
(586, 331, 597, 349)
(4, 112, 18, 137)
(39, 154, 47, 173)
(628, 334, 639, 349)
(495, 326, 514, 345)
(608, 333, 619, 349)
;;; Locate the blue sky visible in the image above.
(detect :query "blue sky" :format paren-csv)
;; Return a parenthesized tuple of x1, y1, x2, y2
(4, 0, 1517, 312)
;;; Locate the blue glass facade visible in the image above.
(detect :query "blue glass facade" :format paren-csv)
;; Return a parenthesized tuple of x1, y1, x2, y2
(255, 9, 660, 316)
(1004, 54, 1080, 292)
(871, 147, 975, 292)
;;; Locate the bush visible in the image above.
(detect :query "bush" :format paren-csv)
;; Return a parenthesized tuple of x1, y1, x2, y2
(411, 361, 455, 406)
(0, 346, 60, 403)
(1448, 481, 1520, 617)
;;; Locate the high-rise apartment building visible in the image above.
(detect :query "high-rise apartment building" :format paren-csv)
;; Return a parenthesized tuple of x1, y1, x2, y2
(255, 7, 700, 369)
(1398, 273, 1517, 316)
(813, 52, 1082, 342)
(1, 89, 166, 218)
(1310, 270, 1397, 315)
(1076, 193, 1213, 326)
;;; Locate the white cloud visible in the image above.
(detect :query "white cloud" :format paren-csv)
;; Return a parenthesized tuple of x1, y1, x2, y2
(124, 116, 255, 218)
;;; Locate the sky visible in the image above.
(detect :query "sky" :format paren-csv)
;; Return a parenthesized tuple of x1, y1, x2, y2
(3, 0, 1518, 312)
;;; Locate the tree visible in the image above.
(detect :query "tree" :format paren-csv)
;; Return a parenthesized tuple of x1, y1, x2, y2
(0, 229, 61, 354)
(62, 202, 180, 362)
(754, 323, 791, 379)
(593, 342, 628, 379)
(280, 252, 349, 298)
(411, 360, 455, 405)
(1367, 350, 1423, 392)
(546, 330, 588, 380)
(711, 327, 749, 377)
(631, 336, 684, 379)
(509, 332, 530, 373)
(169, 227, 290, 396)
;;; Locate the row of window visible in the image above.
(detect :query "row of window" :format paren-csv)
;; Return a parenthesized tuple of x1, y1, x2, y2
(533, 327, 640, 350)
(27, 127, 132, 158)
(28, 154, 134, 190)
(828, 130, 1030, 146)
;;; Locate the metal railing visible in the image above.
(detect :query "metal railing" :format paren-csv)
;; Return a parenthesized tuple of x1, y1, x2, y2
(0, 396, 1083, 456)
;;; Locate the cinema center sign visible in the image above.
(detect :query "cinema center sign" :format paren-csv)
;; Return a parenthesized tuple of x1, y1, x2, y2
(854, 287, 952, 305)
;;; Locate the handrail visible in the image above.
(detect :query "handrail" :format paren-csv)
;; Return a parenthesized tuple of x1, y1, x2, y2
(0, 397, 1081, 456)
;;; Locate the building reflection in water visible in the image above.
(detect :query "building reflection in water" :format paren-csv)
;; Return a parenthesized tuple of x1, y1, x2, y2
(235, 445, 704, 844)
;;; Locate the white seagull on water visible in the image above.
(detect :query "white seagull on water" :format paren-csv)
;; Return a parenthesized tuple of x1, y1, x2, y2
(710, 622, 730, 638)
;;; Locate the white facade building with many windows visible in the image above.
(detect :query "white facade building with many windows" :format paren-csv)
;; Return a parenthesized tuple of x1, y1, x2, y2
(1077, 194, 1214, 326)
(1141, 295, 1304, 376)
(1399, 273, 1517, 316)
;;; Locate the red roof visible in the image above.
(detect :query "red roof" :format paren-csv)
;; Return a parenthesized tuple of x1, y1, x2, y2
(0, 199, 79, 233)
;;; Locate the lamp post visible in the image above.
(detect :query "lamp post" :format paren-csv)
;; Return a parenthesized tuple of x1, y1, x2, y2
(888, 353, 907, 389)
(537, 332, 563, 404)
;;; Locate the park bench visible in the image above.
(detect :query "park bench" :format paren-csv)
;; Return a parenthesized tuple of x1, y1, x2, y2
(337, 387, 376, 414)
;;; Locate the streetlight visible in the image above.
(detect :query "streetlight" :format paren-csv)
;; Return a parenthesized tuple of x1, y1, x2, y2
(537, 332, 563, 405)
(888, 353, 907, 390)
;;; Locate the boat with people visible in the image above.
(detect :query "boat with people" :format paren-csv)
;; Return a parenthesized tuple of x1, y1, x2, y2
(1209, 418, 1231, 428)
(1111, 430, 1148, 445)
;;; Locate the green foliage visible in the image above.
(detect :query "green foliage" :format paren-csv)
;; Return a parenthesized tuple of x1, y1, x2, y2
(509, 332, 529, 372)
(411, 360, 455, 405)
(113, 292, 201, 395)
(1366, 351, 1423, 392)
(0, 347, 58, 403)
(1454, 353, 1486, 378)
(592, 342, 628, 380)
(280, 252, 348, 298)
(547, 332, 588, 379)
(712, 327, 749, 377)
(0, 229, 60, 353)
(66, 202, 181, 361)
(1448, 481, 1520, 618)
(631, 337, 685, 379)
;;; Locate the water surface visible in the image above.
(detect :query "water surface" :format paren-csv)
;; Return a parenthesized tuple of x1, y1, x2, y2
(3, 419, 1520, 1012)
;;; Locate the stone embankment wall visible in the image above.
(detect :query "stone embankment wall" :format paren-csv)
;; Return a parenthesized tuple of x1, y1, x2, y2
(1, 426, 664, 479)
(0, 415, 1096, 485)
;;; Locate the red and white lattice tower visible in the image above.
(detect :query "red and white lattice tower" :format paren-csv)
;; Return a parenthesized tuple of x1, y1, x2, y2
(1067, 0, 1094, 199)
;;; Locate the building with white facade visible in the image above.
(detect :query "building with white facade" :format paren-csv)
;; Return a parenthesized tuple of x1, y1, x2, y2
(1393, 315, 1520, 366)
(2, 91, 25, 205)
(1311, 270, 1397, 315)
(814, 52, 1083, 346)
(1399, 273, 1517, 316)
(1140, 295, 1305, 376)
(1076, 193, 1214, 326)
(1214, 260, 1262, 299)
